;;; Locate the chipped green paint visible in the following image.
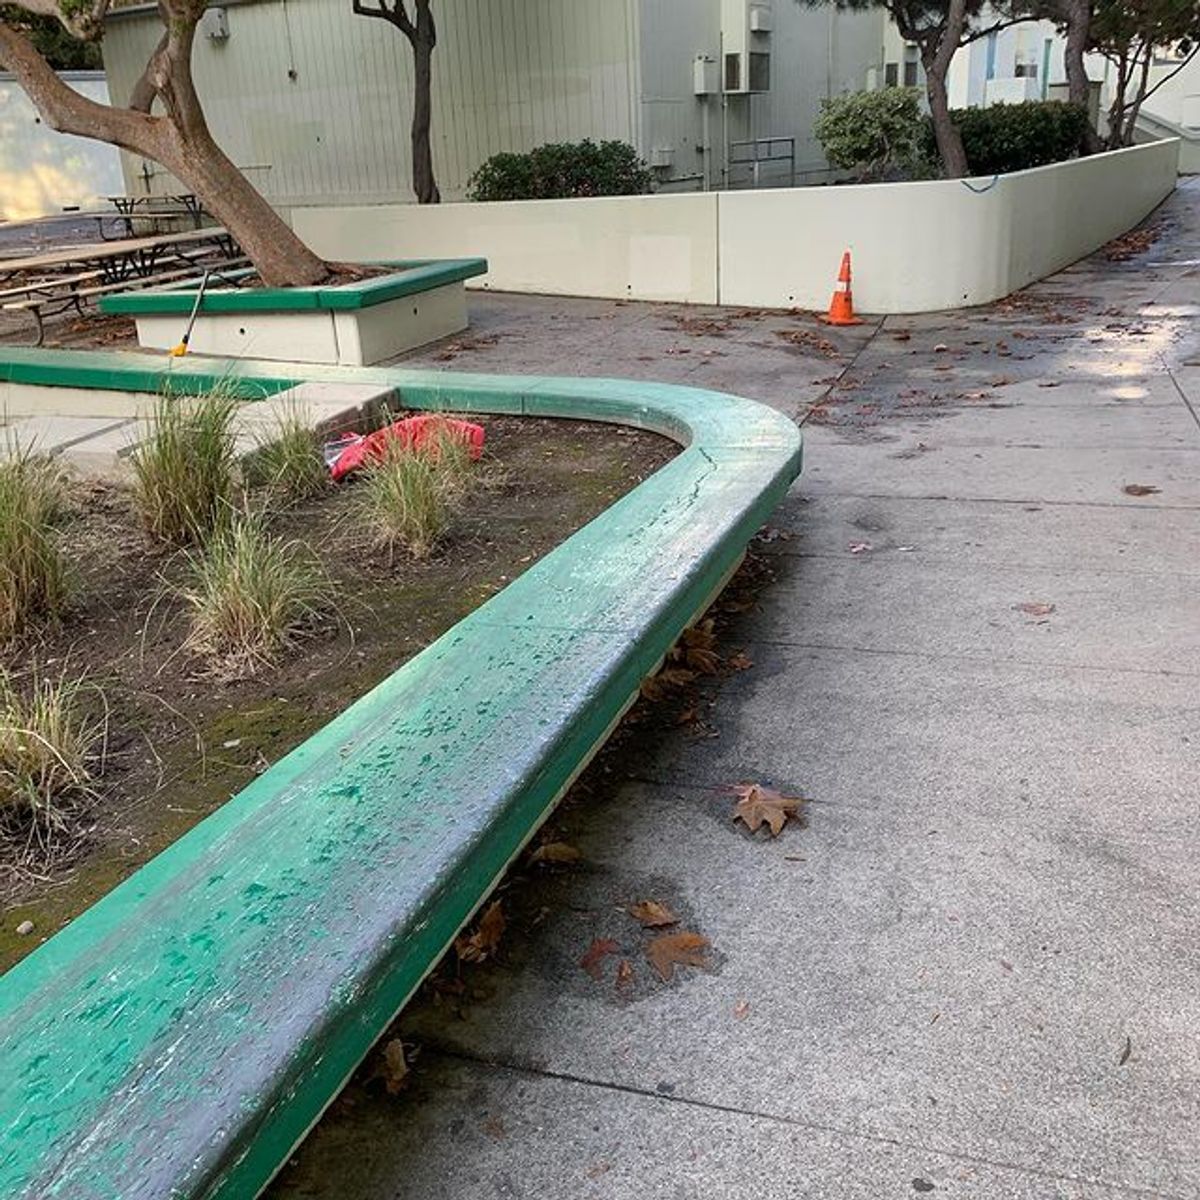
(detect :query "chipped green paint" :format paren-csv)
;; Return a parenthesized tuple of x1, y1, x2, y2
(0, 348, 802, 1200)
(98, 259, 489, 316)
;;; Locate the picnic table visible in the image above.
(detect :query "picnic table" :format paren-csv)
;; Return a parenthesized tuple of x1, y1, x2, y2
(0, 226, 237, 286)
(0, 226, 243, 344)
(107, 193, 204, 231)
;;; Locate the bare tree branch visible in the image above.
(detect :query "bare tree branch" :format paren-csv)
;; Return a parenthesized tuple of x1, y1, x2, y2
(351, 0, 415, 39)
(961, 15, 1035, 45)
(1139, 44, 1200, 105)
(0, 0, 111, 39)
(129, 28, 170, 113)
(0, 19, 158, 152)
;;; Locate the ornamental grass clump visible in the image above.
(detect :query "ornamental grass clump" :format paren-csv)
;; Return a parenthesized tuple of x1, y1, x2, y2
(353, 419, 481, 560)
(131, 389, 239, 544)
(0, 448, 71, 644)
(0, 670, 102, 844)
(178, 512, 336, 676)
(247, 401, 328, 505)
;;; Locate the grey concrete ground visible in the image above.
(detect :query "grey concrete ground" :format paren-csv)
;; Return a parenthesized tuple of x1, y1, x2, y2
(271, 186, 1200, 1199)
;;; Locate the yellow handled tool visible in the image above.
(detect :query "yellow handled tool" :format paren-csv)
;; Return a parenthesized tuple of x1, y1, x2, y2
(170, 268, 211, 357)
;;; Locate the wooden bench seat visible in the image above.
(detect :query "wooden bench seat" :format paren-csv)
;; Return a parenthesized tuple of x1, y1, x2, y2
(0, 269, 104, 303)
(3, 256, 250, 344)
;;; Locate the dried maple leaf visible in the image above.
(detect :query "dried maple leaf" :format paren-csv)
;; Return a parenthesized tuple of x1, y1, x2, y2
(727, 651, 753, 672)
(1123, 483, 1160, 497)
(685, 646, 721, 674)
(374, 1038, 410, 1095)
(529, 842, 581, 865)
(580, 937, 621, 980)
(628, 899, 679, 928)
(1014, 601, 1056, 618)
(646, 931, 711, 982)
(640, 666, 697, 701)
(730, 783, 805, 837)
(455, 899, 505, 963)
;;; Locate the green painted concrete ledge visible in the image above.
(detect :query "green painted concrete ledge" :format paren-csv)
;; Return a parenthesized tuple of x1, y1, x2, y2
(98, 258, 488, 316)
(0, 348, 802, 1200)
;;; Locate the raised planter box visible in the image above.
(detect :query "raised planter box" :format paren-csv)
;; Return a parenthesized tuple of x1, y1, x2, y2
(0, 346, 802, 1200)
(99, 258, 488, 365)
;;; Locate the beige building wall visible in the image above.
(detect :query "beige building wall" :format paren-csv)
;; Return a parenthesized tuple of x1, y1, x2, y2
(101, 0, 883, 207)
(103, 0, 642, 206)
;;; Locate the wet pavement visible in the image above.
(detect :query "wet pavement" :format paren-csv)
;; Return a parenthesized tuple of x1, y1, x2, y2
(269, 183, 1200, 1199)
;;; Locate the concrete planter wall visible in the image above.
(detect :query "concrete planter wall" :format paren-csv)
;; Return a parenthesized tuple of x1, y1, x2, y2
(291, 141, 1180, 314)
(99, 260, 487, 365)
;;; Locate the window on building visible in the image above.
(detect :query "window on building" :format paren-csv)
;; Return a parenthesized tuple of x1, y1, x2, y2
(725, 53, 741, 91)
(749, 52, 771, 91)
(885, 62, 899, 87)
(903, 47, 919, 87)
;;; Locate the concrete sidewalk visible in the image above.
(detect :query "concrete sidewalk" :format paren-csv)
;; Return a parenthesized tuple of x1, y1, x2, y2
(271, 186, 1200, 1199)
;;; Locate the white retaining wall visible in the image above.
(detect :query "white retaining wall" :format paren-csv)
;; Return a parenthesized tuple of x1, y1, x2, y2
(292, 141, 1180, 315)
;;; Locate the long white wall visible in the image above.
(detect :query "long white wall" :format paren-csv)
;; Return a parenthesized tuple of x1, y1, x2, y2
(292, 140, 1179, 314)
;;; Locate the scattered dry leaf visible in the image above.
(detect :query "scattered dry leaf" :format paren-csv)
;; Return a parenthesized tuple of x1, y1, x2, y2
(628, 899, 679, 928)
(455, 900, 506, 963)
(580, 937, 621, 980)
(730, 783, 805, 837)
(375, 1038, 410, 1095)
(646, 931, 711, 982)
(685, 646, 722, 674)
(483, 1114, 506, 1140)
(615, 959, 635, 991)
(640, 666, 698, 701)
(1014, 601, 1056, 618)
(849, 541, 872, 554)
(1123, 483, 1160, 497)
(529, 842, 581, 865)
(727, 651, 754, 672)
(733, 998, 751, 1021)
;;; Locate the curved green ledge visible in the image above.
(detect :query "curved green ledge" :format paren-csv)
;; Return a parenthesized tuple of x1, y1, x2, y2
(0, 347, 802, 1200)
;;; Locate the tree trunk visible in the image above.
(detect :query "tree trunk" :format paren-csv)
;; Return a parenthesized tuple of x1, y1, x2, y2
(156, 124, 329, 286)
(923, 57, 970, 178)
(411, 29, 439, 203)
(0, 9, 331, 289)
(1062, 0, 1102, 153)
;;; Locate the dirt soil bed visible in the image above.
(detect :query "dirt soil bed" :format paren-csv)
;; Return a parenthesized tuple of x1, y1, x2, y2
(0, 415, 675, 973)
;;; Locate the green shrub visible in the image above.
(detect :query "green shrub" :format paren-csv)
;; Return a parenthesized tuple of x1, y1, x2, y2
(925, 101, 1090, 176)
(131, 389, 239, 545)
(178, 513, 335, 675)
(0, 448, 71, 643)
(815, 88, 928, 180)
(467, 139, 653, 201)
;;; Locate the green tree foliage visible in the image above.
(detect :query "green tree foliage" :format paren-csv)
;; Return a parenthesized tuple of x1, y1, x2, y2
(922, 100, 1091, 173)
(800, 0, 1014, 177)
(814, 87, 928, 179)
(467, 139, 653, 202)
(1089, 0, 1200, 146)
(0, 6, 99, 68)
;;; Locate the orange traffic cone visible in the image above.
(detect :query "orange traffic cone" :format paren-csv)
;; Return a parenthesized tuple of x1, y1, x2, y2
(821, 251, 863, 326)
